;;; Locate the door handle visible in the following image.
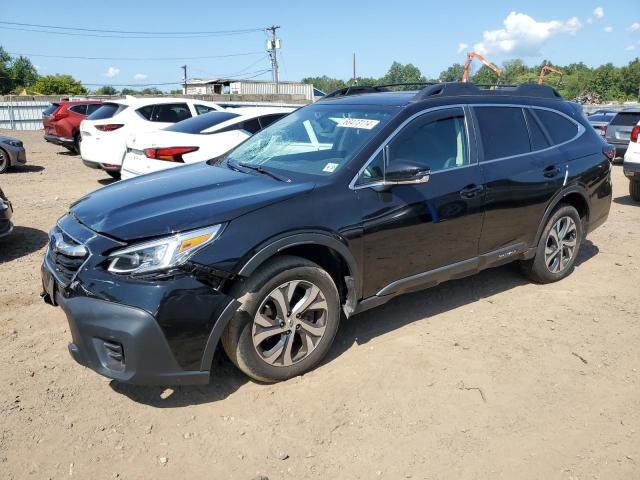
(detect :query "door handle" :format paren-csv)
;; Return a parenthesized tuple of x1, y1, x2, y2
(459, 184, 483, 199)
(543, 166, 560, 178)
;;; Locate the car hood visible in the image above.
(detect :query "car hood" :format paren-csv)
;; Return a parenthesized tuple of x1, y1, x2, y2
(70, 162, 315, 241)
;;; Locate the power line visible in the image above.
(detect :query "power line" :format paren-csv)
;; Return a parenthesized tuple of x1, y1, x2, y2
(8, 51, 265, 61)
(0, 25, 264, 39)
(0, 20, 265, 36)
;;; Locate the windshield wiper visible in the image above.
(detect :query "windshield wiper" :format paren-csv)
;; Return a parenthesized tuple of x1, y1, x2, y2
(236, 162, 289, 182)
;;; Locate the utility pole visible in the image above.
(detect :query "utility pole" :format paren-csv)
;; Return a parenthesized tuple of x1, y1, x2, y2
(267, 25, 280, 93)
(353, 53, 357, 85)
(181, 64, 187, 94)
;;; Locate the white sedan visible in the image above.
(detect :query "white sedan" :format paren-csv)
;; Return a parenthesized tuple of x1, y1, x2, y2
(120, 107, 295, 179)
(80, 97, 224, 178)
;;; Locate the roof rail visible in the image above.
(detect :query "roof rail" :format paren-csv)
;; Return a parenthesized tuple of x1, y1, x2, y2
(321, 81, 562, 102)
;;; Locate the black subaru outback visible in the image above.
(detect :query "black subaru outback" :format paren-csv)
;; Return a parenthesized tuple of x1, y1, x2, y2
(41, 82, 613, 385)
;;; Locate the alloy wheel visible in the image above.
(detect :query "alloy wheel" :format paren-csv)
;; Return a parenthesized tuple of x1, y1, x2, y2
(545, 216, 578, 273)
(0, 151, 7, 172)
(251, 280, 328, 367)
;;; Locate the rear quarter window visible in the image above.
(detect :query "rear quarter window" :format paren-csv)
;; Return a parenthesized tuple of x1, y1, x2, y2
(533, 109, 579, 145)
(68, 105, 87, 115)
(474, 106, 531, 161)
(610, 112, 640, 127)
(88, 103, 127, 120)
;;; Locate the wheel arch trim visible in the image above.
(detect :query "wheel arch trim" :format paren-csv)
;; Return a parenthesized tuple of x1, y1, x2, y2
(535, 185, 590, 245)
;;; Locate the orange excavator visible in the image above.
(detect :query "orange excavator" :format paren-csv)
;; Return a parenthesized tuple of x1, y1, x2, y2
(538, 65, 564, 85)
(461, 52, 502, 83)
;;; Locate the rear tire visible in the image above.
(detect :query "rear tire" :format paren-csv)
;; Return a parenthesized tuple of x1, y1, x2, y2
(222, 255, 340, 383)
(521, 204, 583, 284)
(73, 133, 81, 154)
(105, 170, 121, 180)
(630, 180, 640, 202)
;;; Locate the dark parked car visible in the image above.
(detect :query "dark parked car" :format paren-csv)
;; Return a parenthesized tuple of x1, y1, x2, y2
(0, 134, 27, 174)
(604, 108, 640, 160)
(43, 101, 102, 153)
(0, 186, 13, 237)
(41, 82, 613, 385)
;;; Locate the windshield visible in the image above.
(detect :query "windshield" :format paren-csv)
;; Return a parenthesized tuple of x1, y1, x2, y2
(224, 103, 397, 177)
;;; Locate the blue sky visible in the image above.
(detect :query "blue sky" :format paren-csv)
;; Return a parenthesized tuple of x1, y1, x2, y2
(1, 0, 639, 90)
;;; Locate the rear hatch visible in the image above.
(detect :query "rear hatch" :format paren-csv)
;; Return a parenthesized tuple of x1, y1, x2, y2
(605, 111, 640, 145)
(42, 103, 60, 134)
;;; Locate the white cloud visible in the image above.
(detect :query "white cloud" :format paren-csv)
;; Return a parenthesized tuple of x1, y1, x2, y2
(631, 22, 640, 31)
(133, 73, 148, 81)
(593, 7, 604, 19)
(472, 12, 582, 57)
(105, 66, 120, 78)
(625, 45, 636, 51)
(457, 42, 468, 54)
(604, 26, 613, 33)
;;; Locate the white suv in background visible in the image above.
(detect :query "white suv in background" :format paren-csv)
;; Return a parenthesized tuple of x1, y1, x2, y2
(623, 121, 640, 201)
(121, 107, 294, 179)
(79, 97, 224, 178)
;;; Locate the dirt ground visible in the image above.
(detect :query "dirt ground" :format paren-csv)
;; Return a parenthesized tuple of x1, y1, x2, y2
(0, 129, 638, 480)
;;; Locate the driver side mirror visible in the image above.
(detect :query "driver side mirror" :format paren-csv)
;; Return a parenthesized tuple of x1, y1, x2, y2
(370, 147, 430, 191)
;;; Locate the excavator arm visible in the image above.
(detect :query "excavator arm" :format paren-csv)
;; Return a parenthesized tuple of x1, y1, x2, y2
(538, 65, 564, 85)
(461, 52, 503, 83)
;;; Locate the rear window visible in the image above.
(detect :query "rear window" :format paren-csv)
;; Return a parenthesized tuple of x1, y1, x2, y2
(534, 109, 579, 144)
(88, 102, 126, 120)
(86, 104, 102, 115)
(138, 103, 192, 123)
(610, 112, 640, 127)
(164, 111, 240, 134)
(68, 104, 87, 115)
(43, 103, 59, 116)
(475, 106, 531, 161)
(588, 114, 612, 122)
(195, 104, 217, 115)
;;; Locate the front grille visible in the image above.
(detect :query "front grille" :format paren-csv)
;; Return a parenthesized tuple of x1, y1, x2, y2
(47, 227, 88, 285)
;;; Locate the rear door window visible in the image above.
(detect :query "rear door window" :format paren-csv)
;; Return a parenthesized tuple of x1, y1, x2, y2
(86, 104, 102, 115)
(87, 103, 126, 120)
(68, 104, 87, 115)
(195, 104, 217, 115)
(146, 103, 192, 123)
(474, 106, 530, 161)
(524, 109, 550, 151)
(610, 112, 640, 127)
(533, 109, 579, 144)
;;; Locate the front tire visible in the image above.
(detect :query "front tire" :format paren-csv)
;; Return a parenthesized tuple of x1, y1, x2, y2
(0, 148, 10, 174)
(105, 169, 121, 180)
(630, 180, 640, 202)
(222, 255, 340, 382)
(521, 204, 583, 284)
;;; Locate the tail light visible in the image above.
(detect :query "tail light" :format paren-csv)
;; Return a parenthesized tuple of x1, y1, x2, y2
(95, 124, 124, 132)
(595, 125, 607, 137)
(631, 126, 640, 143)
(603, 145, 615, 161)
(143, 146, 199, 162)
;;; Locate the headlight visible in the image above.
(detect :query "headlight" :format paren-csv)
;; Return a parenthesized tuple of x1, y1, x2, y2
(107, 224, 222, 275)
(2, 139, 22, 148)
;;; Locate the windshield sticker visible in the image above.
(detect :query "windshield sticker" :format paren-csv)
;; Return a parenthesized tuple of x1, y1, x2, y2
(336, 118, 380, 130)
(323, 162, 339, 173)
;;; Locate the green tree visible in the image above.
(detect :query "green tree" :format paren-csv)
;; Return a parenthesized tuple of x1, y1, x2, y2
(302, 75, 347, 94)
(9, 55, 39, 92)
(33, 74, 86, 95)
(588, 63, 623, 100)
(381, 62, 427, 89)
(438, 63, 464, 82)
(501, 59, 529, 84)
(471, 65, 501, 84)
(0, 47, 14, 94)
(121, 88, 140, 95)
(93, 85, 118, 95)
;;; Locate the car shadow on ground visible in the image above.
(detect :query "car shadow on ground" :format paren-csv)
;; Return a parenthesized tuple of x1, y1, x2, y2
(0, 226, 49, 261)
(97, 178, 118, 186)
(5, 164, 44, 174)
(613, 195, 639, 206)
(110, 240, 600, 408)
(56, 150, 79, 157)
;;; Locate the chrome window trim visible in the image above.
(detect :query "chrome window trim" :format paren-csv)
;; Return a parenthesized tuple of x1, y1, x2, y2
(349, 104, 470, 190)
(349, 103, 585, 189)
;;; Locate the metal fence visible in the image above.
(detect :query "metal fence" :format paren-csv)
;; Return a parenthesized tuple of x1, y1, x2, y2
(0, 94, 312, 131)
